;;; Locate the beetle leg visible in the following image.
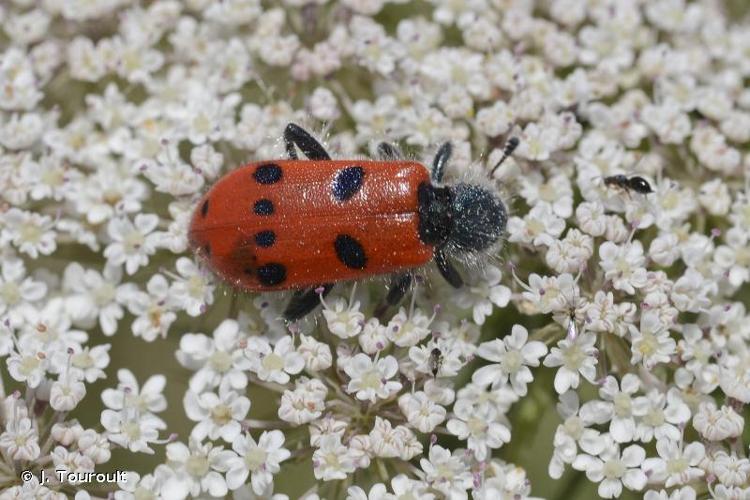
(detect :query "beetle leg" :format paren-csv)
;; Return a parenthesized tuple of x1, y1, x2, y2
(284, 135, 298, 160)
(435, 248, 463, 288)
(377, 142, 403, 160)
(283, 283, 333, 320)
(284, 123, 331, 161)
(386, 273, 412, 305)
(431, 142, 452, 183)
(373, 273, 412, 318)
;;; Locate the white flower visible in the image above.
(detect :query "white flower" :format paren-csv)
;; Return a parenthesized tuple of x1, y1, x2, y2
(100, 410, 165, 454)
(692, 401, 744, 441)
(322, 292, 365, 339)
(113, 469, 169, 500)
(653, 181, 698, 231)
(297, 334, 333, 372)
(649, 232, 681, 267)
(78, 429, 111, 464)
(385, 306, 433, 347)
(419, 445, 473, 499)
(698, 178, 731, 216)
(642, 100, 691, 144)
(0, 417, 40, 461)
(101, 369, 167, 414)
(475, 459, 536, 500)
(67, 344, 111, 383)
(633, 389, 690, 443)
(184, 388, 250, 443)
(714, 227, 750, 288)
(358, 318, 390, 354)
(409, 338, 464, 378)
(190, 144, 223, 180)
(168, 257, 214, 317)
(348, 433, 373, 469)
(710, 451, 750, 488)
(446, 404, 511, 461)
(671, 267, 716, 312)
(710, 484, 750, 500)
(576, 201, 607, 237)
(476, 101, 513, 137)
(307, 87, 340, 121)
(51, 421, 83, 447)
(583, 290, 636, 336)
(719, 352, 750, 403)
(521, 273, 579, 314)
(596, 374, 641, 443)
(396, 426, 422, 461)
(20, 297, 88, 352)
(63, 262, 130, 335)
(369, 416, 413, 458)
(0, 257, 46, 328)
(162, 440, 234, 499)
(175, 88, 241, 145)
(225, 430, 290, 494)
(628, 310, 676, 369)
(642, 438, 705, 487)
(6, 343, 47, 388)
(127, 274, 177, 341)
(543, 332, 598, 394)
(546, 228, 594, 274)
(344, 353, 402, 403)
(69, 165, 148, 223)
(312, 434, 356, 481)
(51, 445, 94, 475)
(573, 437, 647, 498)
(520, 172, 574, 218)
(507, 203, 566, 247)
(599, 241, 648, 294)
(516, 122, 560, 161)
(245, 336, 304, 385)
(0, 47, 43, 109)
(104, 214, 161, 275)
(278, 377, 327, 425)
(50, 376, 86, 411)
(549, 391, 606, 479)
(309, 415, 349, 447)
(454, 265, 511, 325)
(377, 474, 433, 500)
(398, 391, 446, 433)
(140, 149, 205, 197)
(473, 324, 547, 396)
(176, 319, 248, 393)
(2, 208, 57, 258)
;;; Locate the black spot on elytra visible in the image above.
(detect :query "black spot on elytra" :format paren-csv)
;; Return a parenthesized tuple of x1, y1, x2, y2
(254, 199, 274, 215)
(201, 199, 209, 217)
(255, 230, 276, 247)
(334, 234, 367, 269)
(253, 164, 282, 184)
(257, 263, 286, 286)
(332, 166, 364, 201)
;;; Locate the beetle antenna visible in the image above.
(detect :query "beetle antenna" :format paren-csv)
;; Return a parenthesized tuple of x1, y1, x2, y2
(490, 137, 520, 176)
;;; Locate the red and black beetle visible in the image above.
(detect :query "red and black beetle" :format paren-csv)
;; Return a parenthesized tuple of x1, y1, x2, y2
(188, 124, 517, 319)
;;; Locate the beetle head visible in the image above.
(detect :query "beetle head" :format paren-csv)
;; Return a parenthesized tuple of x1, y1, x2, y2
(448, 183, 507, 252)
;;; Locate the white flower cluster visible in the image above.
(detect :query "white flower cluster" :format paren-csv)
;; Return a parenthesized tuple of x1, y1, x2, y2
(1, 0, 750, 498)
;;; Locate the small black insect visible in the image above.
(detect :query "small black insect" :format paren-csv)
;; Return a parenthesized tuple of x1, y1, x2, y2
(566, 312, 578, 341)
(603, 174, 653, 195)
(429, 347, 442, 378)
